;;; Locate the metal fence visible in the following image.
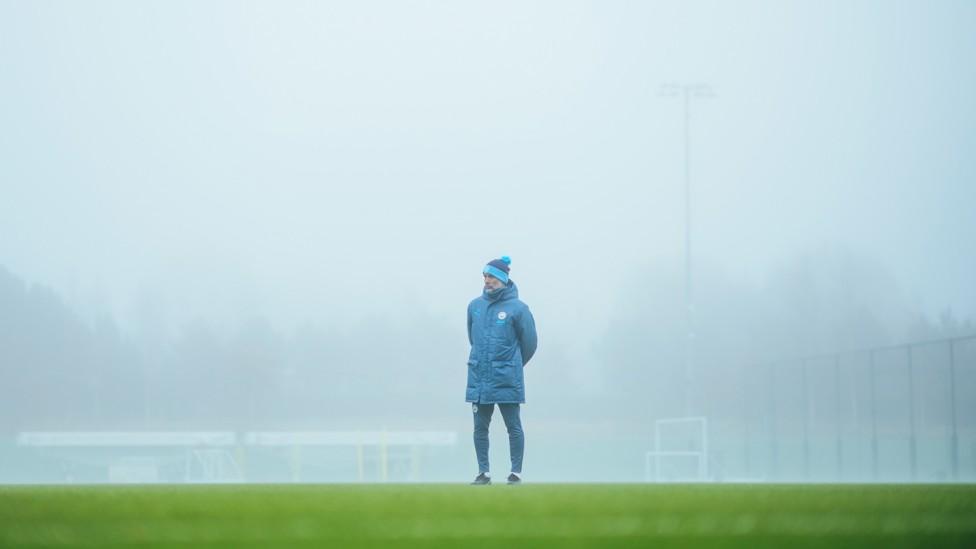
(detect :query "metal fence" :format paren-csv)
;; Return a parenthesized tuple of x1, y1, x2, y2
(736, 335, 976, 482)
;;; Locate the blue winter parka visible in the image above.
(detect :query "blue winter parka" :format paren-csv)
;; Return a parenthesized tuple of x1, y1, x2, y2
(466, 280, 537, 404)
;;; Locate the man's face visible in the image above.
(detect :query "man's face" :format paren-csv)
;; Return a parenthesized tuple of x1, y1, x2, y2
(483, 273, 504, 291)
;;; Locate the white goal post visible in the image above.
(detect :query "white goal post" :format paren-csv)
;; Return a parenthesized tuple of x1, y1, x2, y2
(644, 416, 709, 482)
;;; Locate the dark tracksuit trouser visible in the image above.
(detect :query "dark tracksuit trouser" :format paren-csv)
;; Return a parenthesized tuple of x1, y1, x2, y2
(472, 402, 523, 475)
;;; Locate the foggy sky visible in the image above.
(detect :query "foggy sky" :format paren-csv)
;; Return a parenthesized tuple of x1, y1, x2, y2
(2, 0, 975, 349)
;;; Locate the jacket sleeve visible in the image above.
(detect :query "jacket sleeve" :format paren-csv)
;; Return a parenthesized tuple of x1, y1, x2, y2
(516, 306, 538, 365)
(467, 306, 474, 347)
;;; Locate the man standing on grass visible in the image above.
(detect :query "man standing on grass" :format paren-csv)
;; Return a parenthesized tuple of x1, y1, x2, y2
(466, 256, 537, 485)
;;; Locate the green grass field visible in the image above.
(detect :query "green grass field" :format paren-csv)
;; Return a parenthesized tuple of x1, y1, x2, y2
(1, 484, 974, 548)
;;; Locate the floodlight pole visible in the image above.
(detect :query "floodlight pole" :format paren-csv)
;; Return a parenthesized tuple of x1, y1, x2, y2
(660, 83, 714, 416)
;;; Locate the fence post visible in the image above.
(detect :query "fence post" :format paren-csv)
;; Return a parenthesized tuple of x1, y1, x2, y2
(801, 359, 810, 480)
(907, 345, 917, 481)
(742, 361, 751, 479)
(949, 340, 959, 480)
(768, 362, 777, 481)
(834, 354, 843, 480)
(869, 350, 879, 481)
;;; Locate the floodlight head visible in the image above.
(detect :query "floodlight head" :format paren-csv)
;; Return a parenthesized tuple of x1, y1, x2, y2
(657, 83, 682, 97)
(657, 82, 716, 99)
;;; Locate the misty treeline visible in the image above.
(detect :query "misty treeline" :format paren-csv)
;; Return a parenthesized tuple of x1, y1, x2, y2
(0, 265, 462, 432)
(598, 248, 974, 422)
(1, 247, 972, 433)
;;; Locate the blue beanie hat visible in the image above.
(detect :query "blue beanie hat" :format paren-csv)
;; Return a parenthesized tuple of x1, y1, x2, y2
(483, 256, 511, 284)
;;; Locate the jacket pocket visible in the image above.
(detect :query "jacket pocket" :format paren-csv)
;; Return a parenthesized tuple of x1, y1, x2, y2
(491, 360, 517, 389)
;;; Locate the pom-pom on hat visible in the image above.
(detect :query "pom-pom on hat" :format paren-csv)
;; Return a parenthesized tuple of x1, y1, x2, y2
(483, 256, 512, 284)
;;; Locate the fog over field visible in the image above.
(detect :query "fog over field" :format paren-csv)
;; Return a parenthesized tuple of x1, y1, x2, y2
(1, 1, 974, 483)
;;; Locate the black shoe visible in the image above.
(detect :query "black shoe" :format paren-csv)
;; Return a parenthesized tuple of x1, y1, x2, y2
(470, 473, 492, 485)
(507, 474, 521, 485)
